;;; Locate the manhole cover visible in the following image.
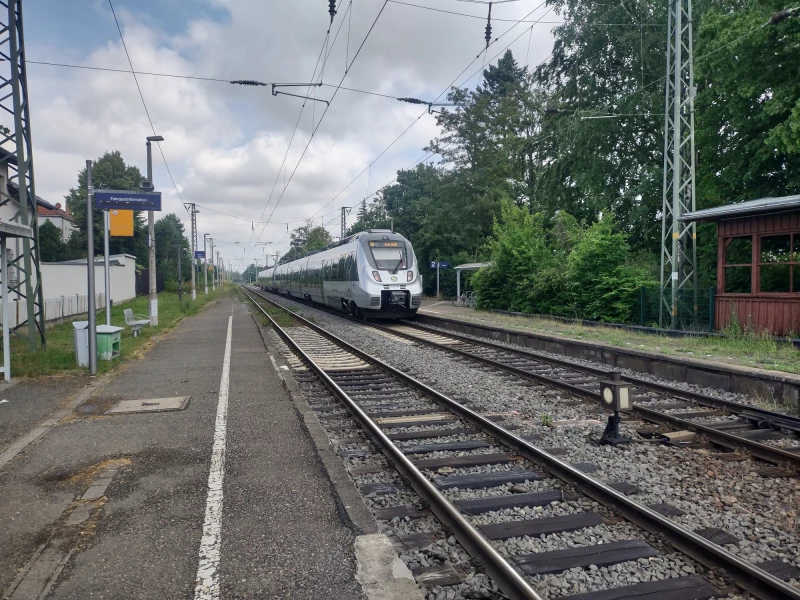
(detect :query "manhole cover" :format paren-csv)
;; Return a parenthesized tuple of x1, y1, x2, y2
(105, 396, 191, 414)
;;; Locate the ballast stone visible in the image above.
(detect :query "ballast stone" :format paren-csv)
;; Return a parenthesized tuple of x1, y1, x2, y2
(355, 533, 425, 600)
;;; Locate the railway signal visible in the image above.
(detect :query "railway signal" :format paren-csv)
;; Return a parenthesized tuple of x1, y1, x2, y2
(599, 371, 631, 445)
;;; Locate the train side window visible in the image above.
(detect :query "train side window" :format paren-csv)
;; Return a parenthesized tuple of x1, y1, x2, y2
(350, 252, 359, 281)
(344, 255, 352, 281)
(339, 257, 346, 281)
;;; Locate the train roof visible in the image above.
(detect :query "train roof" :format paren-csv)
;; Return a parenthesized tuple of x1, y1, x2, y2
(273, 229, 408, 265)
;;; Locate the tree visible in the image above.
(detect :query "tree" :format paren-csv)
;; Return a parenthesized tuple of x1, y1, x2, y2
(286, 222, 333, 260)
(65, 151, 148, 265)
(154, 213, 190, 286)
(38, 221, 70, 262)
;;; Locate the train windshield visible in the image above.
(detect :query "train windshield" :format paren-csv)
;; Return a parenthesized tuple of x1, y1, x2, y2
(368, 241, 411, 271)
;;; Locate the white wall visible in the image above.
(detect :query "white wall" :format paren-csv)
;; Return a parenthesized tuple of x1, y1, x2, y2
(1, 254, 139, 325)
(41, 255, 136, 304)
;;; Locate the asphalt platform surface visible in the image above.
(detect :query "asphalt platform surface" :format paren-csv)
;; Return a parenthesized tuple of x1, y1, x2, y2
(0, 293, 363, 599)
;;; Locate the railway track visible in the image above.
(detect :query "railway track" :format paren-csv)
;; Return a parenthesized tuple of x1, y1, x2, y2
(250, 286, 800, 470)
(241, 286, 800, 600)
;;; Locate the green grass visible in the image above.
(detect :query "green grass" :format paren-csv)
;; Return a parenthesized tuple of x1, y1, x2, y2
(236, 288, 295, 329)
(11, 286, 231, 378)
(435, 308, 800, 375)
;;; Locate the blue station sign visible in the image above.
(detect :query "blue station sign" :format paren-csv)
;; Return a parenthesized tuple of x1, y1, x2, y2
(430, 261, 450, 269)
(194, 250, 206, 259)
(95, 190, 162, 211)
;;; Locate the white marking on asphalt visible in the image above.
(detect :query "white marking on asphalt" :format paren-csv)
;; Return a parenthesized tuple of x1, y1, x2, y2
(194, 315, 233, 600)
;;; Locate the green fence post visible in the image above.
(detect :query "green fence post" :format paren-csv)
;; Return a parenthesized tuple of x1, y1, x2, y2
(708, 287, 715, 332)
(640, 286, 646, 326)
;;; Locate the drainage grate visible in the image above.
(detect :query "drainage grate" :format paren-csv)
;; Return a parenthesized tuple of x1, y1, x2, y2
(105, 396, 191, 414)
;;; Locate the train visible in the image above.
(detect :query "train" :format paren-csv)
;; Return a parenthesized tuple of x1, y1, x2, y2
(256, 229, 423, 318)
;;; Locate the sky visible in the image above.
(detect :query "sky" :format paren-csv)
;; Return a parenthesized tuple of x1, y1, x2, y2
(23, 0, 558, 272)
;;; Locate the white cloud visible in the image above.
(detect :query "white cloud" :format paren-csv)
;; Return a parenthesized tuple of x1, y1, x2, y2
(25, 0, 555, 264)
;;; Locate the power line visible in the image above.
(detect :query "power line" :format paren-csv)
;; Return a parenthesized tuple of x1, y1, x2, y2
(106, 0, 187, 211)
(308, 0, 552, 222)
(252, 1, 391, 249)
(246, 0, 353, 254)
(387, 0, 561, 23)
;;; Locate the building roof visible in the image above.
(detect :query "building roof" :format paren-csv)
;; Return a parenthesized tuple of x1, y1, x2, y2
(6, 180, 55, 210)
(37, 202, 75, 223)
(680, 195, 800, 223)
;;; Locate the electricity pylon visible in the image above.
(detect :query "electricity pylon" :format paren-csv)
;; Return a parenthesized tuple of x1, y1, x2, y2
(0, 0, 45, 349)
(660, 0, 698, 330)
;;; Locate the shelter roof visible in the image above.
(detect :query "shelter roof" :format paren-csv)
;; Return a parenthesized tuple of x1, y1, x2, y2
(680, 195, 800, 223)
(454, 262, 491, 270)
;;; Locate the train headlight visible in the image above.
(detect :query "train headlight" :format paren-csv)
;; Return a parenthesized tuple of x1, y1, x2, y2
(407, 271, 413, 282)
(372, 270, 382, 282)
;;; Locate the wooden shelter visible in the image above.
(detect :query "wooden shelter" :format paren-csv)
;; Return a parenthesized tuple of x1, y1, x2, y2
(681, 195, 800, 336)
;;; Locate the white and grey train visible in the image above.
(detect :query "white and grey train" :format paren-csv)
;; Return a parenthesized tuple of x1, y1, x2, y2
(256, 229, 422, 318)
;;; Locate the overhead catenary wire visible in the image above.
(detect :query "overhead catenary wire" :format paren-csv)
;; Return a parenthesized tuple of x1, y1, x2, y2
(248, 1, 391, 255)
(307, 0, 554, 223)
(244, 0, 354, 254)
(106, 0, 187, 212)
(344, 0, 683, 220)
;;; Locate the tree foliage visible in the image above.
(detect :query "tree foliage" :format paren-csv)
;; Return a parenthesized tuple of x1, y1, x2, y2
(286, 222, 334, 261)
(321, 0, 798, 324)
(64, 151, 148, 264)
(38, 220, 69, 262)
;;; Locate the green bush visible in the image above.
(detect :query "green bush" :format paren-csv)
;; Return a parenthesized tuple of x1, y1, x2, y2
(473, 204, 658, 323)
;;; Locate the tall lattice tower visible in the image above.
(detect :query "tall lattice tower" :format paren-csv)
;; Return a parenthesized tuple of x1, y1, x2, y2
(0, 0, 45, 349)
(660, 0, 698, 331)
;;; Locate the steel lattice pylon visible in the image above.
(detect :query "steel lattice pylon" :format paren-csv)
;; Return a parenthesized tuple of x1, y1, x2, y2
(660, 0, 698, 330)
(0, 0, 45, 349)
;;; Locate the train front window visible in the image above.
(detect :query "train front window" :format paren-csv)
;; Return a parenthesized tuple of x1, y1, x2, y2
(368, 241, 410, 271)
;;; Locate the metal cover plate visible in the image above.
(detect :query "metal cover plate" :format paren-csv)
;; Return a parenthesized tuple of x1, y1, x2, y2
(106, 396, 191, 414)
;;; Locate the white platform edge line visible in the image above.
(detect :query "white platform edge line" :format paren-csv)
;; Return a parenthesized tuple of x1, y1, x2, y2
(194, 315, 233, 600)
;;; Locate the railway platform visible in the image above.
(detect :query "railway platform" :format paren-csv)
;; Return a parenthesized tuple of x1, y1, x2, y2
(0, 293, 413, 599)
(418, 300, 800, 407)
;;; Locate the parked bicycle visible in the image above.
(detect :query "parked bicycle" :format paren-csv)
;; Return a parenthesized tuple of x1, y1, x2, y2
(452, 291, 477, 308)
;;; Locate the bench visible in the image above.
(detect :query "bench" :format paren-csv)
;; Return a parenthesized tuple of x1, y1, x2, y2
(124, 308, 150, 337)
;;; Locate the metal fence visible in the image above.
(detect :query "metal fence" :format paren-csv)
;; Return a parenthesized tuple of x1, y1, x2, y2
(487, 286, 720, 337)
(634, 286, 716, 332)
(1, 293, 107, 328)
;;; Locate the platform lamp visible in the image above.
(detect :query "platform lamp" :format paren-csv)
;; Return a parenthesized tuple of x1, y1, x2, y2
(599, 371, 631, 445)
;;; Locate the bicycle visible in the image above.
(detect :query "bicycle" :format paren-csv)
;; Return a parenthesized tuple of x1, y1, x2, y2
(452, 290, 476, 308)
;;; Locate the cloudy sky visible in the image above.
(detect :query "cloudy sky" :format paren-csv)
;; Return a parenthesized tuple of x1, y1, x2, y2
(24, 0, 557, 270)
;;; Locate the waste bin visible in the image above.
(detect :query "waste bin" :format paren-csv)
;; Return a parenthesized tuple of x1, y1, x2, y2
(72, 321, 90, 367)
(96, 325, 123, 361)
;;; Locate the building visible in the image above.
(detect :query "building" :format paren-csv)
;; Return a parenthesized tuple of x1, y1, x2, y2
(37, 201, 76, 241)
(681, 195, 800, 336)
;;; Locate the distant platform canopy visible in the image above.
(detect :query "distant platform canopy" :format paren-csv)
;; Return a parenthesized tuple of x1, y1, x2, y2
(454, 262, 491, 271)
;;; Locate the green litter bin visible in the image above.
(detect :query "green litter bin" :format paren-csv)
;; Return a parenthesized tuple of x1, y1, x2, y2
(96, 325, 123, 361)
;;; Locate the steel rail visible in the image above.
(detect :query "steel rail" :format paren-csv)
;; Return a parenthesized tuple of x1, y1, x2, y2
(241, 287, 543, 600)
(397, 320, 800, 433)
(242, 286, 800, 600)
(348, 318, 800, 467)
(247, 287, 800, 466)
(412, 315, 800, 430)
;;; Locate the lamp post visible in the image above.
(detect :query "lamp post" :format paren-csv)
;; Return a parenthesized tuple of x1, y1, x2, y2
(210, 239, 215, 291)
(145, 135, 164, 326)
(203, 233, 210, 295)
